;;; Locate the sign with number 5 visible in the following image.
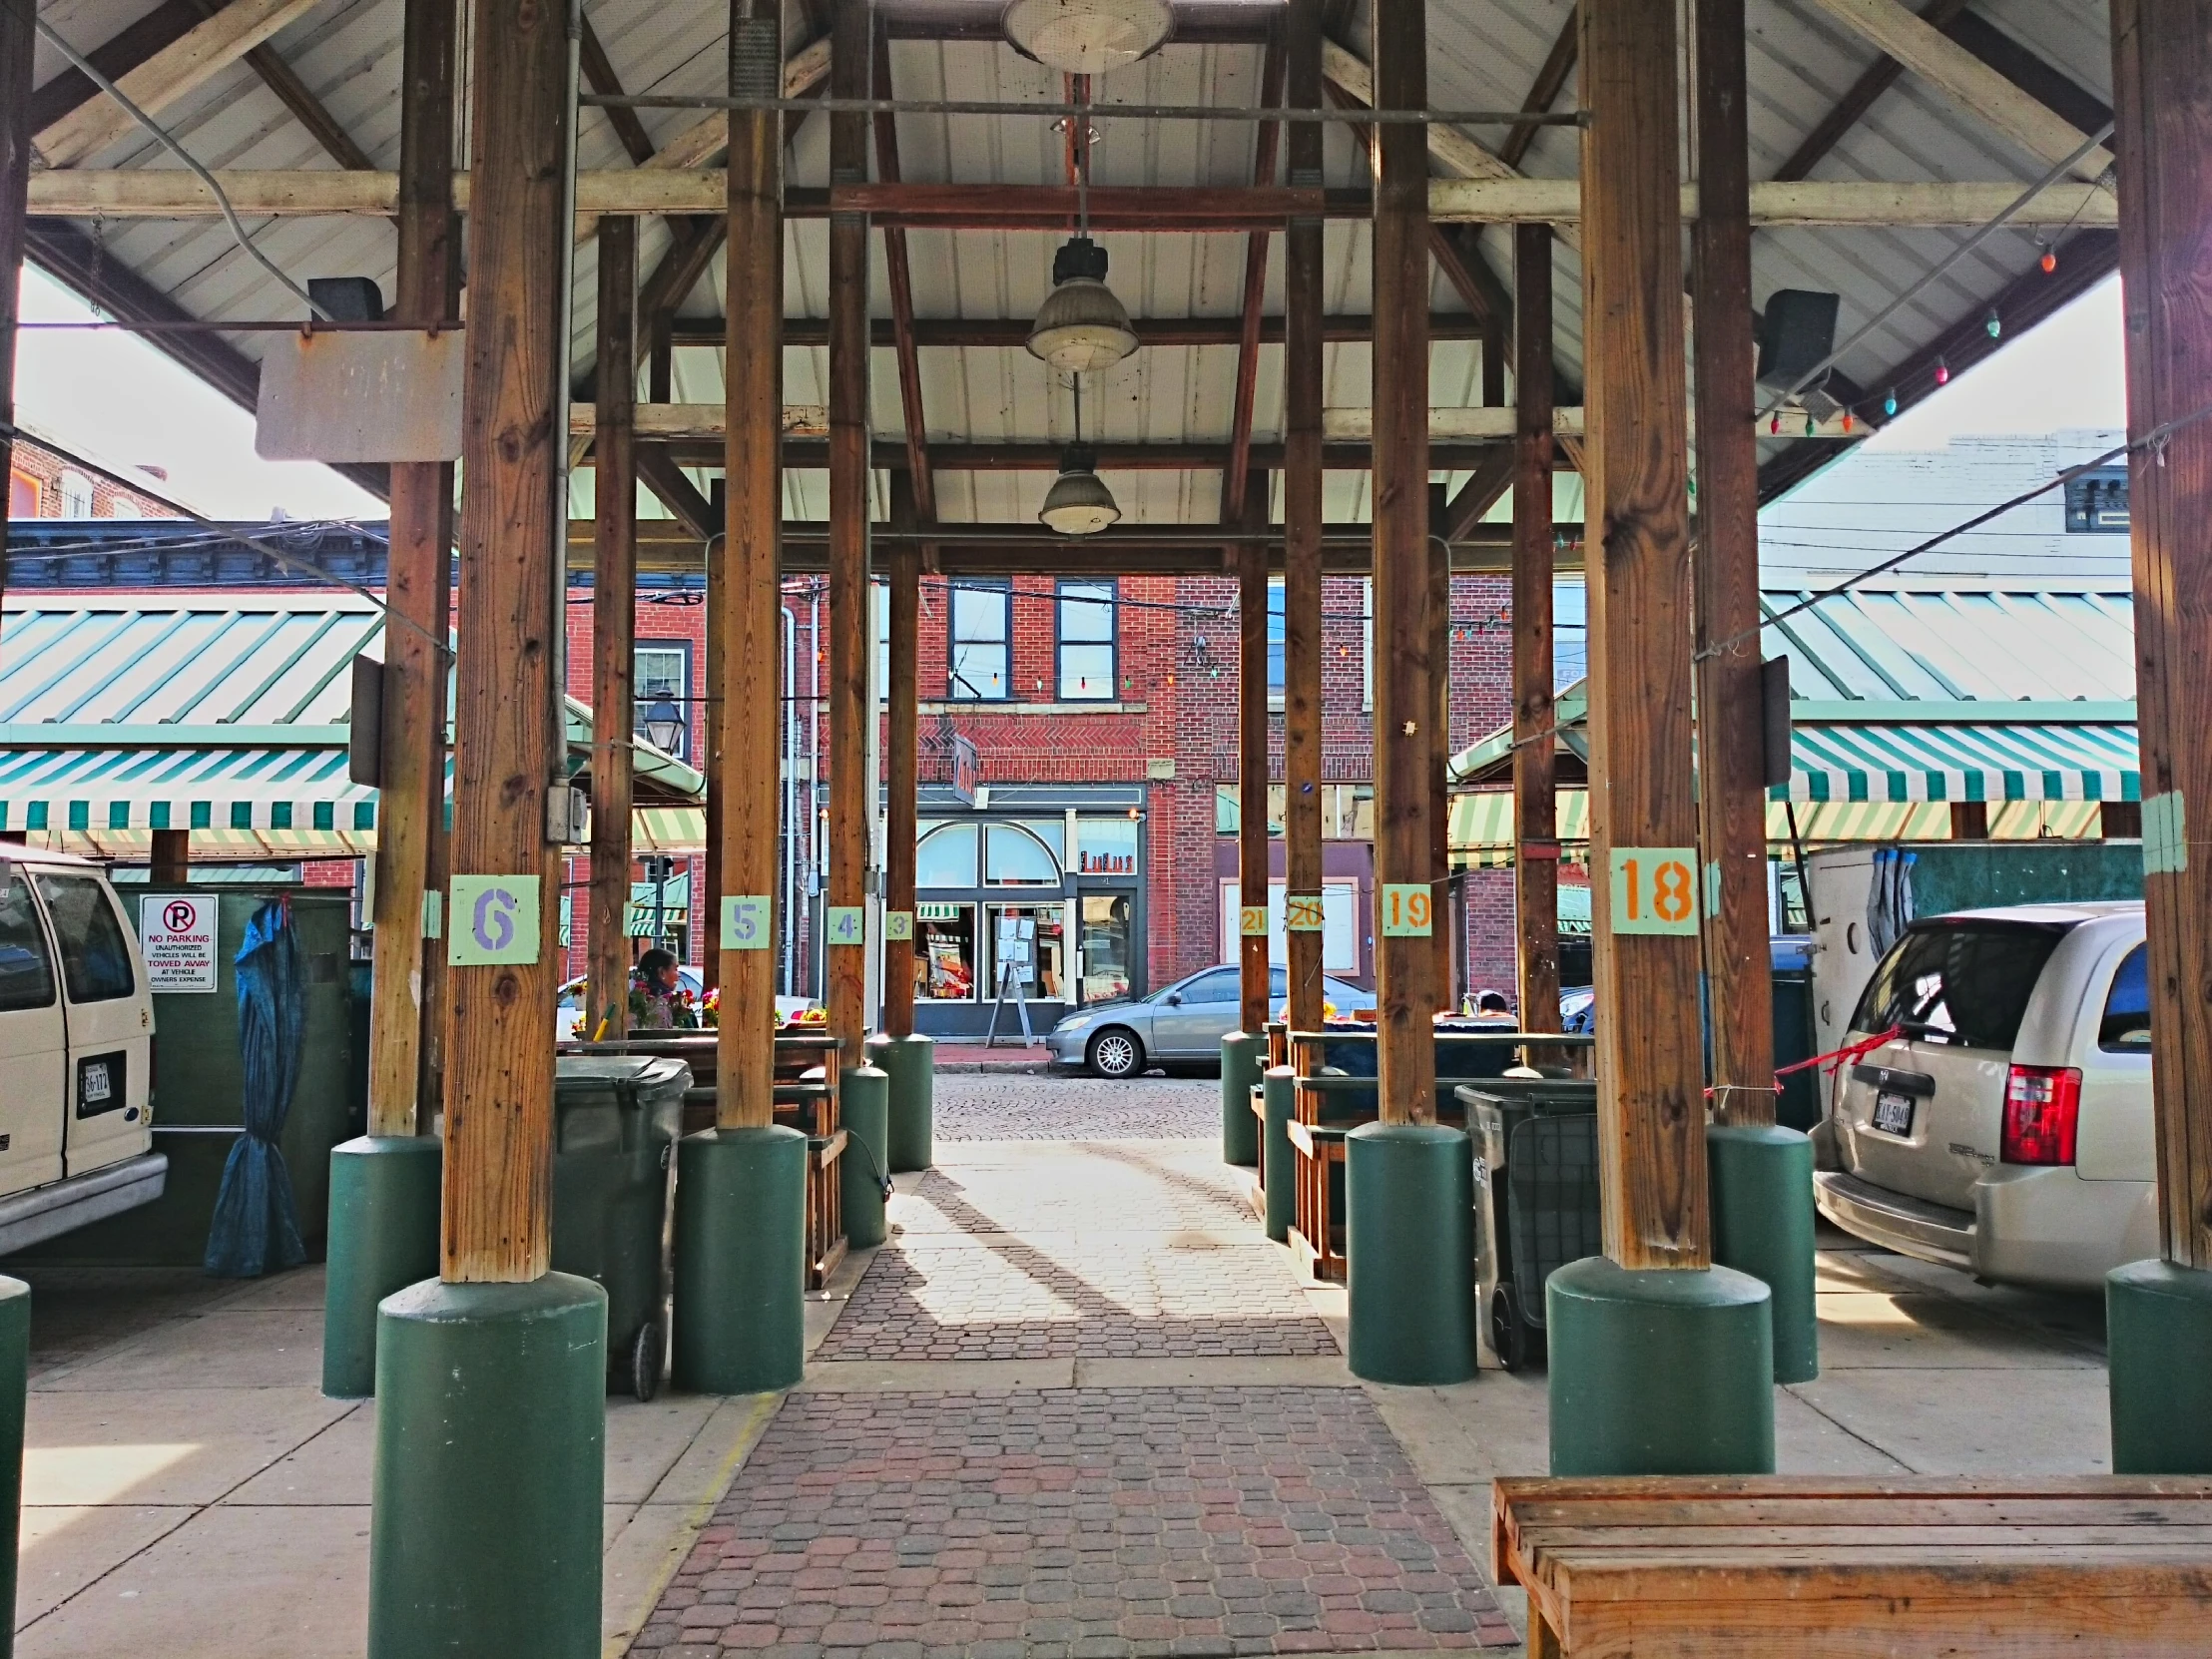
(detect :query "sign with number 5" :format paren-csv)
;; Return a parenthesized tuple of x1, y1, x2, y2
(722, 894, 772, 950)
(1608, 846, 1700, 935)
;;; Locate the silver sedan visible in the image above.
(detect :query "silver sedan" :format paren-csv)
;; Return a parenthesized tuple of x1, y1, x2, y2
(1044, 963, 1375, 1079)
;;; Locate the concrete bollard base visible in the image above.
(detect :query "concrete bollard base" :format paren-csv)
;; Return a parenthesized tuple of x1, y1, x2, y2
(2108, 1259, 2212, 1472)
(1347, 1121, 1476, 1383)
(839, 1066, 892, 1250)
(1220, 1032, 1265, 1166)
(1707, 1123, 1819, 1383)
(1261, 1065, 1297, 1243)
(320, 1136, 442, 1398)
(672, 1126, 807, 1395)
(868, 1033, 936, 1171)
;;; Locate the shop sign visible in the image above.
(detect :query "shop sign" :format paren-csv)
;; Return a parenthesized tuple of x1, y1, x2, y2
(950, 734, 982, 806)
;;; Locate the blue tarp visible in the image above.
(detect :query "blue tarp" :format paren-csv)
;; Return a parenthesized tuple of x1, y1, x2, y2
(204, 899, 307, 1277)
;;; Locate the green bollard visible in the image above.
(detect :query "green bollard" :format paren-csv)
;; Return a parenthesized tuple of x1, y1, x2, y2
(369, 1274, 606, 1659)
(1546, 1256, 1775, 1475)
(0, 1277, 26, 1652)
(867, 1032, 935, 1172)
(1347, 1121, 1476, 1383)
(321, 1136, 442, 1398)
(1220, 1032, 1264, 1166)
(673, 1125, 807, 1394)
(1707, 1123, 1819, 1384)
(1261, 1065, 1297, 1243)
(840, 1065, 891, 1250)
(2108, 1259, 2212, 1472)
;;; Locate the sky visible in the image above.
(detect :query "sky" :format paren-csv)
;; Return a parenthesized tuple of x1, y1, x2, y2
(9, 262, 2129, 524)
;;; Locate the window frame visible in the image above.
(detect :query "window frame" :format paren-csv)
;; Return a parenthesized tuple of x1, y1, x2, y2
(1054, 579, 1118, 702)
(947, 579, 1012, 703)
(57, 469, 95, 521)
(633, 640, 695, 763)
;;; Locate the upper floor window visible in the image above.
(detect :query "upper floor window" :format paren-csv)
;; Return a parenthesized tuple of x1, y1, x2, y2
(1268, 578, 1286, 697)
(58, 470, 94, 520)
(948, 580, 1010, 701)
(1056, 580, 1116, 700)
(634, 642, 692, 761)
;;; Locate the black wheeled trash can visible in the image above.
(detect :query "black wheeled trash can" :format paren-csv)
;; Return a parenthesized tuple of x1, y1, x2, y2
(1459, 1080, 1602, 1373)
(552, 1055, 688, 1400)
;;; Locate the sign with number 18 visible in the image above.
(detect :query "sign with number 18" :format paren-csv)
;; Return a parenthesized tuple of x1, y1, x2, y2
(1608, 846, 1699, 935)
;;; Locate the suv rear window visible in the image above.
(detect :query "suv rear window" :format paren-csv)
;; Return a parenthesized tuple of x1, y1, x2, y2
(2100, 945, 2151, 1051)
(1851, 919, 2070, 1052)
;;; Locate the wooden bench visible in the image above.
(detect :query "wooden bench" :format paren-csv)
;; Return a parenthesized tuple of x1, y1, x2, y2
(1491, 1474, 2212, 1658)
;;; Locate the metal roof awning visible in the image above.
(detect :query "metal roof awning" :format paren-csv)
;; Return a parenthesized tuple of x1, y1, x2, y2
(0, 742, 376, 841)
(1784, 718, 2137, 804)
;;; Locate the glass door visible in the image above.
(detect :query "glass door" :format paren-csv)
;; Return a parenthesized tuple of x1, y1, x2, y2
(1075, 890, 1136, 1005)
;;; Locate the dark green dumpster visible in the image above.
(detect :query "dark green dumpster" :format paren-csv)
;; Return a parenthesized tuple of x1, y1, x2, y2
(552, 1056, 686, 1400)
(1460, 1079, 1601, 1373)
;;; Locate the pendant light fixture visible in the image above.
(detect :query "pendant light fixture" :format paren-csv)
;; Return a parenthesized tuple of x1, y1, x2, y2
(1027, 75, 1136, 372)
(1003, 0, 1171, 77)
(1039, 377, 1121, 535)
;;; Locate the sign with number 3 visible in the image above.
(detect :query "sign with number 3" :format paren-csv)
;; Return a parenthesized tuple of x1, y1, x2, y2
(1608, 846, 1699, 935)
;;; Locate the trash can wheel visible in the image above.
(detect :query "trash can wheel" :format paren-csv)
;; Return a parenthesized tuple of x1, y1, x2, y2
(1490, 1283, 1533, 1374)
(630, 1321, 663, 1402)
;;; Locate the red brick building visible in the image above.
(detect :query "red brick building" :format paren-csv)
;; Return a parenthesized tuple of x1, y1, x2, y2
(7, 434, 179, 522)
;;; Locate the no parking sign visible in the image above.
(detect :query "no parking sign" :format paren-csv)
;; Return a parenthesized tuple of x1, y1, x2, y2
(141, 894, 218, 992)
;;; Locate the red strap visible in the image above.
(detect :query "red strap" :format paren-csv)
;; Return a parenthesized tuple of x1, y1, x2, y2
(1704, 1025, 1904, 1100)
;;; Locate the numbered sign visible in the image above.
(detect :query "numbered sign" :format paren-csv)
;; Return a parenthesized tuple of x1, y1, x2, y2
(1240, 905, 1268, 937)
(1609, 846, 1700, 935)
(1285, 893, 1326, 932)
(447, 874, 541, 965)
(1380, 882, 1433, 937)
(882, 909, 914, 942)
(722, 894, 772, 950)
(826, 905, 865, 946)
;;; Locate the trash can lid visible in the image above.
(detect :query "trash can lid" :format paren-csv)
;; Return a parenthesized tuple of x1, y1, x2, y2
(555, 1054, 692, 1104)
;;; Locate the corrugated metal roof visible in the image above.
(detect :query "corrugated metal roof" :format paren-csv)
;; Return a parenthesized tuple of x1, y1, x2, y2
(30, 0, 2122, 528)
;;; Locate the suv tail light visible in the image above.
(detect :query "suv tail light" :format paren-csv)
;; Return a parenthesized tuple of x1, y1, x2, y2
(2001, 1065, 2081, 1166)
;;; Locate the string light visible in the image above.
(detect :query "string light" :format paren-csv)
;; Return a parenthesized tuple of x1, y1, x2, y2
(2040, 249, 2057, 274)
(1884, 388, 1899, 417)
(1768, 412, 1781, 436)
(1935, 357, 1951, 385)
(1804, 413, 1816, 437)
(1984, 308, 2001, 339)
(1842, 410, 1854, 433)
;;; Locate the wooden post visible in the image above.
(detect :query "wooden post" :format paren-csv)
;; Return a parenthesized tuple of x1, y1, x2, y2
(366, 0, 458, 1140)
(588, 216, 637, 1045)
(1581, 0, 1710, 1270)
(2112, 0, 2212, 1272)
(1281, 0, 1325, 1035)
(825, 0, 871, 1062)
(150, 829, 190, 885)
(1371, 0, 1434, 1123)
(718, 0, 784, 1132)
(1430, 482, 1454, 1012)
(1512, 224, 1561, 1033)
(0, 0, 29, 614)
(703, 480, 724, 993)
(1239, 479, 1272, 1035)
(440, 0, 570, 1283)
(883, 476, 920, 1040)
(1692, 0, 1775, 1124)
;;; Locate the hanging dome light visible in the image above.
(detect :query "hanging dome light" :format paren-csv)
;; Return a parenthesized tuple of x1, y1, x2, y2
(1028, 237, 1138, 372)
(1038, 444, 1121, 535)
(1003, 0, 1171, 76)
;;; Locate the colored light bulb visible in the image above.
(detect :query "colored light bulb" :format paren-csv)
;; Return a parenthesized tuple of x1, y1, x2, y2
(2040, 250, 2057, 274)
(1935, 359, 1950, 385)
(1984, 309, 2001, 339)
(1884, 388, 1899, 416)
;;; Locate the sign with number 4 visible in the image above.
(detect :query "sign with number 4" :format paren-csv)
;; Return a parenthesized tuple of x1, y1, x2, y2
(1380, 883, 1432, 937)
(1609, 846, 1700, 935)
(722, 894, 772, 950)
(826, 905, 865, 946)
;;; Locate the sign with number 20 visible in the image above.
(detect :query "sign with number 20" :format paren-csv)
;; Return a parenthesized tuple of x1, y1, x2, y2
(1608, 846, 1699, 935)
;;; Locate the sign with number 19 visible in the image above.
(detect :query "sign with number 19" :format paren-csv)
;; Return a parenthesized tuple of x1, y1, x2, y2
(1609, 846, 1699, 935)
(1380, 883, 1432, 937)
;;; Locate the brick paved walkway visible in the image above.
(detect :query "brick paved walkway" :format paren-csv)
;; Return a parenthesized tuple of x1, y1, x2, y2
(933, 1077, 1215, 1143)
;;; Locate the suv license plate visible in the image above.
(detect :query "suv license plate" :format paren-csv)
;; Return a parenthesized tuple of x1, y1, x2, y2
(1872, 1090, 1915, 1136)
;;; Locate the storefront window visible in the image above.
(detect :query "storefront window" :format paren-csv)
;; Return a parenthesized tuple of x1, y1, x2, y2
(916, 822, 978, 888)
(987, 903, 1066, 1000)
(983, 823, 1059, 886)
(1075, 815, 1139, 875)
(914, 903, 976, 1001)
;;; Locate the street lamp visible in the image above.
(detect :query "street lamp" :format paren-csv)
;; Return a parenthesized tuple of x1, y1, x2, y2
(641, 696, 686, 755)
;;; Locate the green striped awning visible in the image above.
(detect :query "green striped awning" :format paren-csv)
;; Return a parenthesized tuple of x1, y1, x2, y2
(1779, 722, 2140, 805)
(0, 745, 376, 836)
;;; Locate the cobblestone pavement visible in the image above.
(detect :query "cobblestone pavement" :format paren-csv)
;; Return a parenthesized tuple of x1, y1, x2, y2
(630, 1387, 1519, 1659)
(934, 1076, 1216, 1142)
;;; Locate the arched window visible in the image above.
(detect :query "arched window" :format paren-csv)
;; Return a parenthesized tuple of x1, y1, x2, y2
(58, 470, 94, 520)
(983, 822, 1059, 887)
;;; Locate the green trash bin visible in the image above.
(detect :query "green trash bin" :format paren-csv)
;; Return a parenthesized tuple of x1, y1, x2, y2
(552, 1056, 687, 1401)
(1459, 1079, 1601, 1373)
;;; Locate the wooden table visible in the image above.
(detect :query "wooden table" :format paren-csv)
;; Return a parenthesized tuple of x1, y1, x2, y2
(1492, 1474, 2212, 1658)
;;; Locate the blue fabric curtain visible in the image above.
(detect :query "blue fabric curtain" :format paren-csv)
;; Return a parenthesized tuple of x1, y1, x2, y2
(205, 899, 308, 1277)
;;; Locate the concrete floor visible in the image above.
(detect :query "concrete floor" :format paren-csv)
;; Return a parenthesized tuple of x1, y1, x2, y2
(0, 1076, 2113, 1657)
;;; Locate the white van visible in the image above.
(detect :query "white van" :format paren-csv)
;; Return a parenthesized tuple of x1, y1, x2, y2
(0, 850, 164, 1253)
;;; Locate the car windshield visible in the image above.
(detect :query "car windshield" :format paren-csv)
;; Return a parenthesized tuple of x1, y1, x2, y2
(1851, 919, 2071, 1051)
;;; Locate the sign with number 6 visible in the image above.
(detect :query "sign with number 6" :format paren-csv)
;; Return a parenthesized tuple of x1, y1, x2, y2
(1380, 882, 1432, 937)
(1609, 846, 1700, 935)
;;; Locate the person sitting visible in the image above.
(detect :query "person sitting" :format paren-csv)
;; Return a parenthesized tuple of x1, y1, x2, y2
(630, 947, 698, 1030)
(1469, 988, 1516, 1027)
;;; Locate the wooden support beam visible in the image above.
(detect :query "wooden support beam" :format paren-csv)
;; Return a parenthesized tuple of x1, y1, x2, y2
(1224, 28, 1287, 521)
(825, 0, 871, 1063)
(1500, 5, 1578, 171)
(34, 0, 322, 169)
(873, 25, 934, 522)
(635, 444, 718, 539)
(441, 0, 570, 1284)
(1443, 446, 1515, 542)
(588, 215, 639, 1048)
(883, 477, 920, 1041)
(1, 0, 30, 616)
(28, 0, 205, 134)
(1581, 0, 1709, 1270)
(2111, 0, 2212, 1270)
(1370, 0, 1433, 1125)
(1429, 481, 1453, 1013)
(1805, 0, 2113, 180)
(149, 829, 190, 884)
(1427, 222, 1510, 335)
(678, 312, 1492, 348)
(365, 0, 458, 1140)
(1238, 473, 1272, 1037)
(632, 434, 1543, 472)
(1282, 0, 1326, 1037)
(719, 0, 785, 1129)
(1692, 0, 1775, 1124)
(1511, 222, 1559, 1034)
(1774, 0, 1967, 184)
(579, 12, 656, 168)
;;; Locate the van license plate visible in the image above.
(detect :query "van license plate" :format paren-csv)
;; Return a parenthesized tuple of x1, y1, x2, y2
(1873, 1090, 1914, 1136)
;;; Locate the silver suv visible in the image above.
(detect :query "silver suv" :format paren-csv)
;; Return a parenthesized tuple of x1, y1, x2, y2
(1814, 902, 2157, 1293)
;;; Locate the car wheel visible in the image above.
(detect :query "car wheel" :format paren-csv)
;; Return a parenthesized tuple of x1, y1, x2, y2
(1490, 1284, 1531, 1374)
(1088, 1027, 1143, 1080)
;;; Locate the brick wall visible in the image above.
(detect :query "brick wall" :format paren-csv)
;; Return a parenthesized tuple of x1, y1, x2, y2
(7, 438, 179, 521)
